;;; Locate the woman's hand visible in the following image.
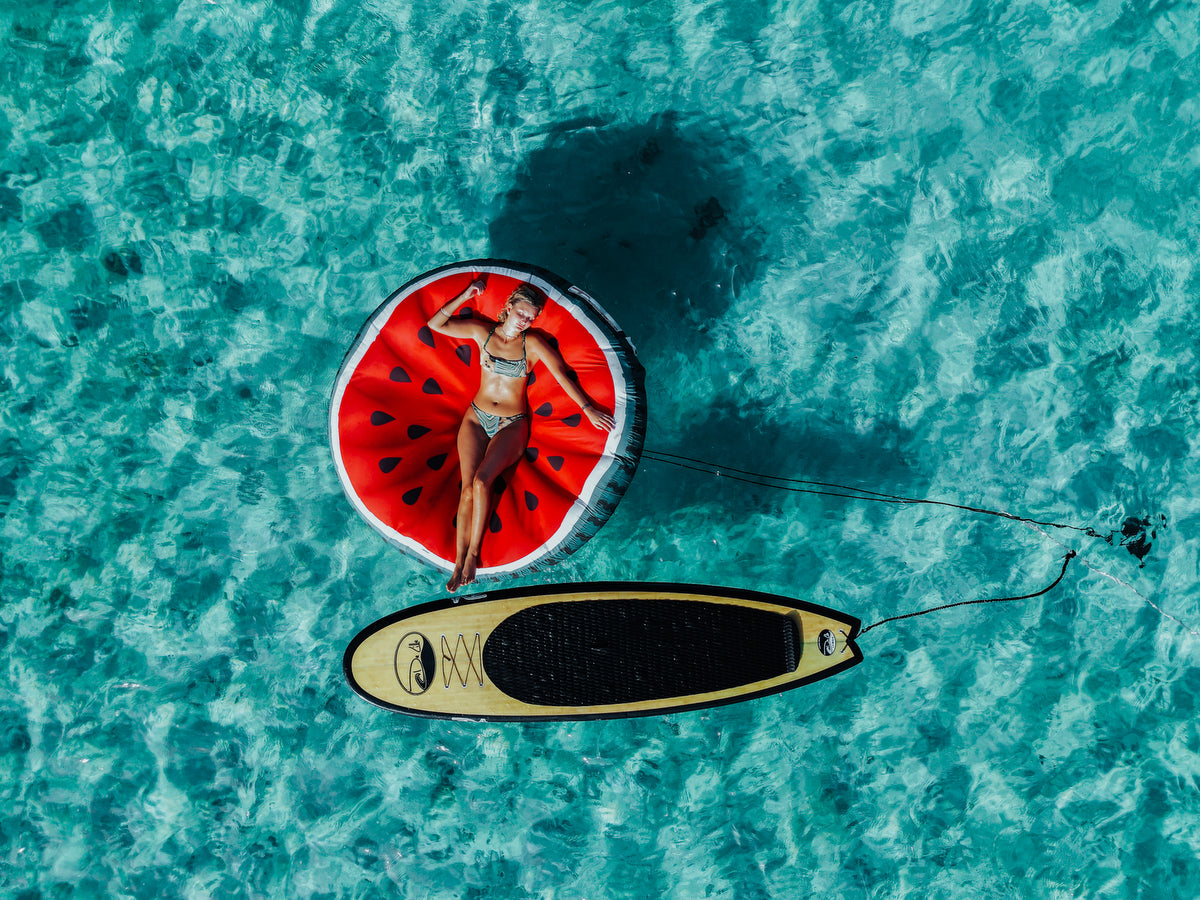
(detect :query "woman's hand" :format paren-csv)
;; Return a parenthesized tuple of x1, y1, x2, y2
(584, 405, 615, 432)
(429, 276, 489, 335)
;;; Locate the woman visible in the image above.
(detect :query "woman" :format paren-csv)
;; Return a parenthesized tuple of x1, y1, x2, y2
(428, 277, 615, 591)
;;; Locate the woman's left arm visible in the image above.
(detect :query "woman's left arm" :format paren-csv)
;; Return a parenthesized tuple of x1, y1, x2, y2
(528, 334, 615, 432)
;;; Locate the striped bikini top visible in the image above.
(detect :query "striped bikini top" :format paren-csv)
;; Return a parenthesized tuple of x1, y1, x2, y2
(481, 327, 527, 378)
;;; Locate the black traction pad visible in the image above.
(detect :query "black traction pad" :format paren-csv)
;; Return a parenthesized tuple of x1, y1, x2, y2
(482, 598, 799, 706)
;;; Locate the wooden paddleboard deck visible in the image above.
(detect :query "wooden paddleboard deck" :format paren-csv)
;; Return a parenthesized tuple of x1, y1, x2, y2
(344, 583, 862, 721)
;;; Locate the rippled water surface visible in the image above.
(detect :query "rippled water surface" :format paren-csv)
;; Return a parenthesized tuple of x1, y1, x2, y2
(3, 1, 1200, 897)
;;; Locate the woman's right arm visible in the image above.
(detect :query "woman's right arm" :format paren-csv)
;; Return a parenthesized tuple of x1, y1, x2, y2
(427, 276, 487, 336)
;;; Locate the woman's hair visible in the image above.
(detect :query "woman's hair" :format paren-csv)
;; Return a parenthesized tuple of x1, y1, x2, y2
(498, 285, 546, 322)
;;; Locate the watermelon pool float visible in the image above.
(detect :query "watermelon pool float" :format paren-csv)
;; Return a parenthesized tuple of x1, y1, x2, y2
(330, 260, 646, 580)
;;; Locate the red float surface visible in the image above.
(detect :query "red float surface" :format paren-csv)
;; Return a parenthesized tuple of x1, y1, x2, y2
(332, 262, 640, 578)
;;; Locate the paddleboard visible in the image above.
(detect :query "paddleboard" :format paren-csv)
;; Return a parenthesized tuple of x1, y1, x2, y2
(344, 582, 862, 721)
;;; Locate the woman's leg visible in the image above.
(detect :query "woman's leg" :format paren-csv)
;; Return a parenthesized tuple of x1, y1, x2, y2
(459, 418, 529, 587)
(448, 410, 488, 591)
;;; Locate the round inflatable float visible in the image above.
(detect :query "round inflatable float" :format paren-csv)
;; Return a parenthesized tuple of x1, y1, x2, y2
(330, 260, 646, 580)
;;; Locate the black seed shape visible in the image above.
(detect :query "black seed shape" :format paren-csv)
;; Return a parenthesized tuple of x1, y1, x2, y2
(451, 514, 457, 528)
(566, 367, 578, 382)
(407, 424, 431, 439)
(402, 486, 422, 505)
(494, 475, 507, 495)
(527, 371, 536, 386)
(489, 511, 501, 533)
(371, 411, 395, 426)
(458, 307, 473, 317)
(417, 325, 435, 347)
(422, 378, 442, 395)
(426, 453, 448, 470)
(455, 345, 472, 365)
(547, 335, 559, 350)
(562, 413, 581, 427)
(524, 447, 539, 462)
(379, 457, 402, 473)
(525, 491, 539, 511)
(390, 366, 411, 383)
(548, 456, 564, 471)
(534, 402, 552, 417)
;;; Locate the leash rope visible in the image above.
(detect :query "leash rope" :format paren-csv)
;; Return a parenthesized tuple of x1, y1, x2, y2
(859, 552, 1075, 635)
(643, 448, 1197, 636)
(642, 449, 1112, 539)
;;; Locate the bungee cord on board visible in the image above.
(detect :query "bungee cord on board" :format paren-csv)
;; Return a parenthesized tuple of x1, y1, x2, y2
(642, 448, 1198, 637)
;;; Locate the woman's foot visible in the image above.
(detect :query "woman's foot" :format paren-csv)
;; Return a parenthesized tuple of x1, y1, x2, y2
(447, 563, 464, 592)
(460, 553, 479, 588)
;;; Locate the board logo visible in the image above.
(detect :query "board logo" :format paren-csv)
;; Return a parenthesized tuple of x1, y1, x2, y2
(394, 632, 436, 694)
(818, 629, 837, 656)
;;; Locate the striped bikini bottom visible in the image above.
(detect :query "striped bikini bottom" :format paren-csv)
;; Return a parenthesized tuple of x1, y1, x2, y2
(472, 403, 527, 439)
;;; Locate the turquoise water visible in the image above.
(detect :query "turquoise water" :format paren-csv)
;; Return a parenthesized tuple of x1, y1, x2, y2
(3, 0, 1200, 896)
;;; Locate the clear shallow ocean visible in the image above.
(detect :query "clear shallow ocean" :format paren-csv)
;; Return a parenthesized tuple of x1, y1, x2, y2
(3, 0, 1199, 896)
